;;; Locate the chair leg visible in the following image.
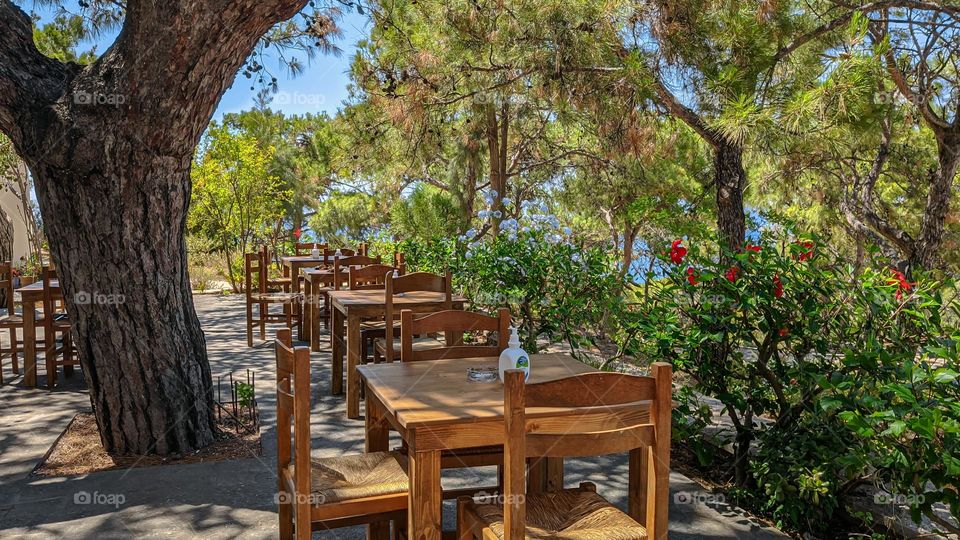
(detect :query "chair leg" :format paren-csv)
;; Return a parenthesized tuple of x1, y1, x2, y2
(456, 496, 474, 540)
(245, 299, 254, 347)
(259, 301, 267, 340)
(323, 294, 330, 330)
(45, 332, 56, 390)
(63, 331, 75, 377)
(278, 493, 293, 539)
(393, 517, 408, 540)
(9, 327, 19, 374)
(294, 503, 311, 540)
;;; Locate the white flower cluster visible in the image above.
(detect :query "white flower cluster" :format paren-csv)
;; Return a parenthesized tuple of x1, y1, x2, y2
(460, 191, 579, 258)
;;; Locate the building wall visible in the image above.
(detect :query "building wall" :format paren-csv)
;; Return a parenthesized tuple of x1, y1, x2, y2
(0, 164, 33, 265)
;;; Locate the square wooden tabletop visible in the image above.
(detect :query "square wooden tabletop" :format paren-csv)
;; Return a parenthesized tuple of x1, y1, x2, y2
(358, 354, 596, 429)
(281, 255, 333, 265)
(327, 289, 466, 310)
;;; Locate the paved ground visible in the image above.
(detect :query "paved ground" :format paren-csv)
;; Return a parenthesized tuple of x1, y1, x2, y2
(0, 294, 788, 539)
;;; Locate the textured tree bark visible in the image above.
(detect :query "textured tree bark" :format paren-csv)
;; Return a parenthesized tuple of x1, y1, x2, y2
(714, 143, 747, 253)
(653, 77, 747, 252)
(913, 135, 960, 269)
(0, 0, 308, 454)
(485, 102, 508, 231)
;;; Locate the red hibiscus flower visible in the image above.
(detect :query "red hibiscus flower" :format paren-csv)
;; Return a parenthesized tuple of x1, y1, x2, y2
(725, 266, 739, 283)
(292, 227, 302, 239)
(797, 241, 815, 262)
(773, 274, 783, 298)
(889, 269, 912, 300)
(745, 244, 761, 253)
(778, 327, 789, 337)
(686, 267, 698, 286)
(670, 239, 687, 264)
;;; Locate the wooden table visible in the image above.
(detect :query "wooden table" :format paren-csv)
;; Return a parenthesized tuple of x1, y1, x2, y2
(358, 354, 598, 540)
(329, 289, 465, 419)
(280, 255, 333, 338)
(303, 267, 334, 351)
(17, 280, 59, 387)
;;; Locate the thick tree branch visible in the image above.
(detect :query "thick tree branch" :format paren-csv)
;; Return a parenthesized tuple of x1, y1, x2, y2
(841, 121, 916, 260)
(651, 75, 722, 147)
(0, 0, 75, 146)
(873, 20, 955, 136)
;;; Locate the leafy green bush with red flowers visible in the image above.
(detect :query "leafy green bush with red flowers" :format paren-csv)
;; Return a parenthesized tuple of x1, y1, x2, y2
(625, 234, 959, 534)
(819, 272, 960, 535)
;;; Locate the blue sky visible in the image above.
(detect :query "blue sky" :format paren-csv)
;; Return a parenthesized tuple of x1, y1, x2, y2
(24, 1, 370, 120)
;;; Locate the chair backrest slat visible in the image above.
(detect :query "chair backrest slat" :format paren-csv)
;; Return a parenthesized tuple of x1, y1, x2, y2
(274, 329, 313, 506)
(348, 264, 400, 290)
(323, 247, 356, 259)
(382, 271, 452, 362)
(295, 242, 328, 256)
(500, 363, 673, 539)
(244, 251, 268, 297)
(0, 262, 15, 312)
(42, 266, 65, 318)
(399, 307, 509, 362)
(332, 255, 381, 290)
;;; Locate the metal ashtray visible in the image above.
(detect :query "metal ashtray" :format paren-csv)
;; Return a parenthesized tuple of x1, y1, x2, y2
(467, 366, 499, 383)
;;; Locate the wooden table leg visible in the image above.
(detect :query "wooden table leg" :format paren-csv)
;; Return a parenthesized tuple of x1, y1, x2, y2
(310, 280, 322, 353)
(365, 390, 391, 540)
(303, 278, 312, 347)
(331, 306, 343, 395)
(23, 298, 36, 387)
(527, 456, 563, 493)
(408, 448, 442, 540)
(291, 264, 304, 340)
(629, 447, 647, 525)
(346, 312, 362, 420)
(545, 457, 564, 492)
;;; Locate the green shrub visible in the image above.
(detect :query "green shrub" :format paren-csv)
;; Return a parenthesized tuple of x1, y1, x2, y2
(457, 199, 626, 352)
(626, 234, 960, 533)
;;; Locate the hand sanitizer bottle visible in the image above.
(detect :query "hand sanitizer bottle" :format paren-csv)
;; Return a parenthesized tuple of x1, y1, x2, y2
(392, 269, 403, 296)
(499, 327, 530, 382)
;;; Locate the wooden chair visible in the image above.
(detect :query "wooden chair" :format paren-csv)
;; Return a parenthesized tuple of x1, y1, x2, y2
(245, 252, 300, 347)
(399, 308, 510, 362)
(398, 306, 511, 482)
(374, 271, 452, 364)
(349, 263, 401, 291)
(294, 242, 327, 256)
(323, 247, 356, 260)
(41, 266, 78, 389)
(274, 329, 408, 539)
(393, 252, 406, 274)
(332, 255, 382, 290)
(457, 366, 673, 540)
(347, 264, 403, 365)
(0, 262, 21, 383)
(260, 245, 292, 292)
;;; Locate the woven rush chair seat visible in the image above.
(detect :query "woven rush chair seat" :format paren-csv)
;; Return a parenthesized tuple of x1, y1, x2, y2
(465, 488, 647, 540)
(285, 451, 408, 504)
(360, 320, 389, 330)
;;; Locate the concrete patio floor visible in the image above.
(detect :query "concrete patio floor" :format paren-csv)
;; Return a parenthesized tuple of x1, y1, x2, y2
(0, 294, 788, 539)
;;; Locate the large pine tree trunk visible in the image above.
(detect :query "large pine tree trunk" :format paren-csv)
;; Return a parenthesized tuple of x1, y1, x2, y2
(0, 0, 309, 455)
(32, 144, 215, 455)
(714, 142, 747, 252)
